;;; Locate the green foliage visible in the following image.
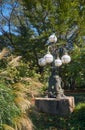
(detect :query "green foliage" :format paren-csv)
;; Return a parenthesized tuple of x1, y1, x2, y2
(61, 45, 85, 88)
(29, 101, 85, 130)
(68, 103, 85, 130)
(71, 46, 85, 86)
(21, 0, 85, 89)
(0, 0, 85, 129)
(67, 93, 85, 104)
(0, 83, 20, 129)
(1, 0, 85, 83)
(0, 48, 42, 129)
(29, 111, 66, 130)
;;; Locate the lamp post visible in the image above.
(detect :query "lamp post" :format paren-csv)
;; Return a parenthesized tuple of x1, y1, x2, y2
(38, 34, 71, 99)
(35, 34, 75, 116)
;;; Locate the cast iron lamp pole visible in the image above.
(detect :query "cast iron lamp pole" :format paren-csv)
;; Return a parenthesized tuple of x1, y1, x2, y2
(38, 34, 71, 99)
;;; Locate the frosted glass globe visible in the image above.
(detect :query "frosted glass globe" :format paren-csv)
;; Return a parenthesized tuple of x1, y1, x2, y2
(61, 54, 71, 64)
(55, 58, 62, 67)
(48, 34, 57, 43)
(38, 58, 46, 66)
(44, 53, 53, 63)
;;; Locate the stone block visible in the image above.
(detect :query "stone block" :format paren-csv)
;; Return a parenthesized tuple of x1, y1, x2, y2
(35, 96, 75, 117)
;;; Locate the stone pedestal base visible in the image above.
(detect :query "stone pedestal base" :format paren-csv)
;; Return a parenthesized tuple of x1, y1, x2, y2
(35, 96, 75, 117)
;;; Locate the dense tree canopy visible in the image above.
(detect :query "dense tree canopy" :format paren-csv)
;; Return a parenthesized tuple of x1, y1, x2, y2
(22, 0, 85, 87)
(0, 0, 85, 86)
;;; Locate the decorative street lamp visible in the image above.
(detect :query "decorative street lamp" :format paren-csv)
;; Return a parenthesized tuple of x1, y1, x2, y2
(38, 34, 71, 99)
(35, 34, 75, 116)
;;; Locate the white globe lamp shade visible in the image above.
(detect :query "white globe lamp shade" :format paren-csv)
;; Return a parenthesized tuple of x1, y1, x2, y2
(38, 58, 46, 66)
(44, 53, 53, 64)
(61, 54, 71, 64)
(48, 34, 57, 43)
(55, 58, 62, 67)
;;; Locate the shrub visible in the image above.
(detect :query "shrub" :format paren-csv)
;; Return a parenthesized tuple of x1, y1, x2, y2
(0, 83, 20, 129)
(68, 103, 85, 130)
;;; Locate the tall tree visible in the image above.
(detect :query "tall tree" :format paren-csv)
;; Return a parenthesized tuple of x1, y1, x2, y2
(22, 0, 85, 87)
(22, 0, 85, 58)
(0, 0, 85, 87)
